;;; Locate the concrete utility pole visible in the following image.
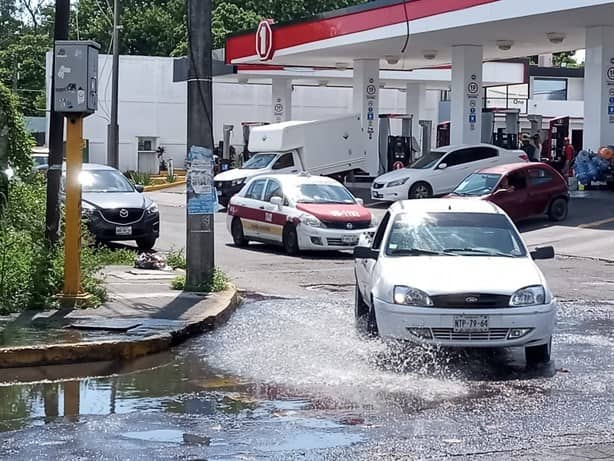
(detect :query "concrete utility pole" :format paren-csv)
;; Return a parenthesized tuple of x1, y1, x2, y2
(45, 0, 70, 245)
(186, 0, 215, 287)
(107, 0, 120, 168)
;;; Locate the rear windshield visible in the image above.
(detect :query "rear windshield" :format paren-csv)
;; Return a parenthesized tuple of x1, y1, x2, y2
(386, 212, 526, 258)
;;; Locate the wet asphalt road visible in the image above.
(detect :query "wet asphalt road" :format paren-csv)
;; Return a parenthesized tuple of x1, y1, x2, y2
(1, 189, 614, 459)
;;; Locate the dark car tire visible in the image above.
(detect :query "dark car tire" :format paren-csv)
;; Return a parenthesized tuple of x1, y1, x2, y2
(525, 338, 551, 364)
(136, 236, 157, 251)
(231, 218, 249, 247)
(282, 224, 300, 256)
(355, 285, 378, 337)
(548, 197, 568, 221)
(409, 182, 433, 200)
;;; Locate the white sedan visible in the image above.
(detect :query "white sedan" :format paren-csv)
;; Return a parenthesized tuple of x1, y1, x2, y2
(227, 173, 377, 254)
(354, 198, 556, 364)
(371, 144, 528, 201)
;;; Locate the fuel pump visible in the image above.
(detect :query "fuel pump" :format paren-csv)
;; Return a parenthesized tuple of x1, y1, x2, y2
(545, 116, 569, 172)
(378, 114, 419, 172)
(481, 108, 520, 149)
(436, 121, 450, 148)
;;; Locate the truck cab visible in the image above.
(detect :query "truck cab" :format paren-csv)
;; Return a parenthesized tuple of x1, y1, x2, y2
(214, 151, 301, 207)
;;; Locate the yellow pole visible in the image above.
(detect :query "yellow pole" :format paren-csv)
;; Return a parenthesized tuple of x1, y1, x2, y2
(63, 116, 83, 298)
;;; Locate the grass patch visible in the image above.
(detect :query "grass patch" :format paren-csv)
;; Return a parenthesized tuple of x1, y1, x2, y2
(171, 268, 228, 293)
(166, 246, 186, 270)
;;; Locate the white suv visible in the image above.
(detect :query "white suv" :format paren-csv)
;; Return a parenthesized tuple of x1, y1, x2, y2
(371, 144, 528, 201)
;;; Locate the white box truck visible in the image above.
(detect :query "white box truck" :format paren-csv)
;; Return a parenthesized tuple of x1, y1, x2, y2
(214, 114, 365, 207)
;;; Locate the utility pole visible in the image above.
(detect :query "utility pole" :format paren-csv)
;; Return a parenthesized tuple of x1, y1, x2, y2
(45, 0, 70, 245)
(185, 0, 215, 287)
(107, 0, 120, 168)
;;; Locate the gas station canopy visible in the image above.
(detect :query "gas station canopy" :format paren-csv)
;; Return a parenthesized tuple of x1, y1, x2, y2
(226, 0, 614, 69)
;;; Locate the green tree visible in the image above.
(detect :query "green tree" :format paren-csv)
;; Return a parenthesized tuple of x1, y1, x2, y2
(0, 82, 34, 178)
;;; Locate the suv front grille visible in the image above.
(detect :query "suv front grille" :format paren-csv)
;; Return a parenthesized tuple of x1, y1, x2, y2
(431, 328, 509, 341)
(430, 293, 510, 308)
(100, 208, 145, 225)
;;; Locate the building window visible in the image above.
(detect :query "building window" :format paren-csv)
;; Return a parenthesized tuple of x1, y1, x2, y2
(533, 78, 567, 101)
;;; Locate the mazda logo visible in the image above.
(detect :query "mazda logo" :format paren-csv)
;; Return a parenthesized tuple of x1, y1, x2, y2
(346, 223, 353, 230)
(465, 296, 479, 303)
(119, 209, 129, 218)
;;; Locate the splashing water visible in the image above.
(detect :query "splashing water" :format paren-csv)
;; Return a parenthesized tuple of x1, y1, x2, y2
(200, 298, 469, 410)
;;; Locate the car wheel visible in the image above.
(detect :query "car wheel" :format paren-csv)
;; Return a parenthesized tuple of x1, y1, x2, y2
(354, 285, 378, 337)
(525, 338, 551, 364)
(548, 197, 568, 221)
(282, 224, 300, 256)
(409, 182, 433, 200)
(231, 218, 249, 247)
(136, 236, 157, 251)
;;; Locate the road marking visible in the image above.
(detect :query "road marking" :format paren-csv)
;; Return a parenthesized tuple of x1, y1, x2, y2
(578, 217, 614, 229)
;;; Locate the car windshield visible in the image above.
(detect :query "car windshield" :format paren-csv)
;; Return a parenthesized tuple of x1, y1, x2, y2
(294, 183, 356, 204)
(78, 170, 135, 193)
(242, 153, 277, 169)
(386, 212, 526, 257)
(453, 173, 502, 196)
(408, 151, 446, 169)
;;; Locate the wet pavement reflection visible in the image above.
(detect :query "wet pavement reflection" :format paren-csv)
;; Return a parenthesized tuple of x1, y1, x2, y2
(0, 295, 613, 459)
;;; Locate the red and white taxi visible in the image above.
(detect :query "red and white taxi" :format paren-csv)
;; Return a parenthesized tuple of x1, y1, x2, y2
(227, 174, 377, 254)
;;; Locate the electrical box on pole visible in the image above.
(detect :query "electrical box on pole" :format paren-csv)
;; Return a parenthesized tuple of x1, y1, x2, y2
(53, 40, 100, 307)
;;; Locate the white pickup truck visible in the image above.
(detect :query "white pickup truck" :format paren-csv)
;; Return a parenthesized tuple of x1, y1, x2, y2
(214, 115, 365, 207)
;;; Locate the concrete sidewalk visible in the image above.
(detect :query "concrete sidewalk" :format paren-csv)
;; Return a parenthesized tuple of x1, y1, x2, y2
(0, 266, 240, 368)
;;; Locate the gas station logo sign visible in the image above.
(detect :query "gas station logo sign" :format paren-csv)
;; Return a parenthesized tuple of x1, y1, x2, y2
(256, 20, 274, 61)
(607, 66, 614, 81)
(467, 81, 479, 94)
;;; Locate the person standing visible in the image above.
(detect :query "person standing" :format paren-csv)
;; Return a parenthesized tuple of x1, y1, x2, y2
(532, 134, 542, 161)
(521, 134, 537, 162)
(563, 137, 575, 176)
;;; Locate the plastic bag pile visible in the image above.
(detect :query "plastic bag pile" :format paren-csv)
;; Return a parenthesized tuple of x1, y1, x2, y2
(574, 149, 612, 185)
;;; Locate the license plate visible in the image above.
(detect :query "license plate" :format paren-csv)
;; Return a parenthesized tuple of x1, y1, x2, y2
(453, 315, 489, 333)
(342, 235, 358, 244)
(116, 226, 132, 236)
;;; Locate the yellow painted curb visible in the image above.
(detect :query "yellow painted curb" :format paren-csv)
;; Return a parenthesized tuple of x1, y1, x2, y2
(143, 180, 186, 192)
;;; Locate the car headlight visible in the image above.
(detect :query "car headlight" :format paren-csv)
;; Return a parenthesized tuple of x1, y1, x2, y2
(146, 202, 159, 214)
(393, 285, 434, 306)
(231, 177, 246, 188)
(509, 285, 547, 306)
(299, 213, 323, 228)
(81, 202, 96, 217)
(387, 178, 408, 187)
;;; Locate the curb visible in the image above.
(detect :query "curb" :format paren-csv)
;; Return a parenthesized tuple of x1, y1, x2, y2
(143, 180, 186, 192)
(0, 286, 240, 369)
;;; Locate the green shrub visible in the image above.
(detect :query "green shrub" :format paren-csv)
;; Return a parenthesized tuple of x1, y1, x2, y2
(166, 172, 177, 183)
(125, 171, 152, 186)
(166, 246, 186, 269)
(170, 268, 228, 293)
(0, 178, 135, 313)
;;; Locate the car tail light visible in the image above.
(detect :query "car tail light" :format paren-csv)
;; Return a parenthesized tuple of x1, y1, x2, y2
(519, 154, 529, 161)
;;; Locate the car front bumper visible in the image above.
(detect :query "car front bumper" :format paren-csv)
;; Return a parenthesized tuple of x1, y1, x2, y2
(373, 298, 556, 348)
(297, 225, 377, 251)
(86, 211, 160, 242)
(216, 184, 244, 207)
(371, 184, 408, 202)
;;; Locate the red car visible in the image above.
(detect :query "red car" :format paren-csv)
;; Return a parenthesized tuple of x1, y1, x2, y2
(450, 162, 569, 222)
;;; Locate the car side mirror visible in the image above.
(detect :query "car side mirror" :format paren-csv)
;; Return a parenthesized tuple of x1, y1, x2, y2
(270, 196, 283, 208)
(530, 246, 555, 260)
(354, 245, 379, 260)
(135, 185, 145, 193)
(438, 163, 448, 170)
(355, 198, 364, 206)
